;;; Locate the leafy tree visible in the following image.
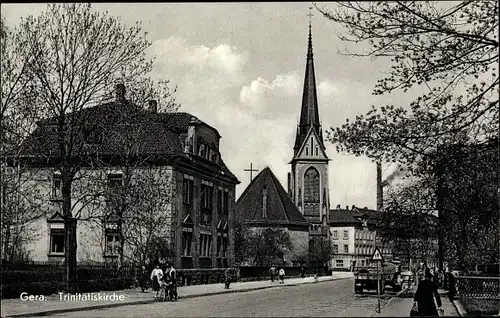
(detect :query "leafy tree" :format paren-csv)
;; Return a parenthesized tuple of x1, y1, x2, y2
(316, 1, 499, 271)
(308, 237, 332, 270)
(233, 220, 251, 266)
(6, 3, 177, 292)
(235, 225, 293, 266)
(379, 141, 498, 269)
(316, 1, 498, 164)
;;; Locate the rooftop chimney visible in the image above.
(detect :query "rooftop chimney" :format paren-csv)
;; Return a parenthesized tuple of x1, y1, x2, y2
(262, 185, 268, 218)
(377, 161, 383, 211)
(148, 100, 158, 113)
(115, 84, 126, 103)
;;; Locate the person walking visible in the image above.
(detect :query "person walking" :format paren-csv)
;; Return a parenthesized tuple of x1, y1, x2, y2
(166, 262, 177, 301)
(300, 267, 305, 278)
(150, 264, 163, 300)
(137, 265, 149, 292)
(413, 268, 443, 317)
(224, 266, 233, 289)
(269, 265, 277, 283)
(278, 268, 285, 284)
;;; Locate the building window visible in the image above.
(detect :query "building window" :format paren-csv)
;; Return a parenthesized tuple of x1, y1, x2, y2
(315, 146, 319, 156)
(182, 231, 193, 256)
(333, 230, 338, 240)
(52, 174, 62, 199)
(105, 229, 121, 257)
(304, 167, 320, 203)
(49, 229, 65, 254)
(107, 173, 123, 214)
(201, 183, 213, 209)
(311, 137, 314, 148)
(336, 259, 344, 267)
(223, 190, 229, 215)
(199, 234, 212, 257)
(344, 244, 349, 254)
(343, 230, 348, 240)
(183, 177, 194, 204)
(333, 244, 338, 254)
(361, 260, 365, 266)
(222, 237, 228, 258)
(217, 189, 223, 214)
(305, 147, 309, 155)
(217, 236, 222, 257)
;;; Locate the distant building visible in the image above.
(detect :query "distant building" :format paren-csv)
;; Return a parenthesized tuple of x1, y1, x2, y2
(329, 205, 394, 270)
(235, 167, 309, 266)
(2, 84, 239, 268)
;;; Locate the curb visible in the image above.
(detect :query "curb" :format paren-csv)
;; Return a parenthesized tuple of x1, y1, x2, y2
(452, 299, 467, 317)
(380, 284, 412, 310)
(369, 284, 414, 317)
(4, 276, 351, 317)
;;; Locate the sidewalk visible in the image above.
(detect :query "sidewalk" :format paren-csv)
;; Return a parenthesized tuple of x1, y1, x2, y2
(371, 285, 459, 317)
(1, 272, 353, 317)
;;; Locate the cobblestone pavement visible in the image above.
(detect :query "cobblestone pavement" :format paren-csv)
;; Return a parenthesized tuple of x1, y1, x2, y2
(50, 278, 388, 317)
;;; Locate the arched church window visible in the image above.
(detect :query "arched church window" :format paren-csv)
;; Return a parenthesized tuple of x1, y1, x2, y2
(315, 146, 318, 156)
(304, 167, 320, 203)
(305, 147, 309, 155)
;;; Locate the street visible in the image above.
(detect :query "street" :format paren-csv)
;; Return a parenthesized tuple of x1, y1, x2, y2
(50, 278, 394, 317)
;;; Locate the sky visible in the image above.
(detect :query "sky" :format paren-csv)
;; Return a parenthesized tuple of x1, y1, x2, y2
(2, 3, 411, 209)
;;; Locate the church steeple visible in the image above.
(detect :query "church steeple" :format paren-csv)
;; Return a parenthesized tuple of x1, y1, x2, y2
(294, 11, 324, 154)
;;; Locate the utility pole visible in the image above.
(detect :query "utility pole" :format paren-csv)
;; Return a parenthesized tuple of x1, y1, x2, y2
(435, 148, 445, 272)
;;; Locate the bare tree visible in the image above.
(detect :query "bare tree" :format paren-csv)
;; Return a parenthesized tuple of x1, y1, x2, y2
(9, 3, 177, 292)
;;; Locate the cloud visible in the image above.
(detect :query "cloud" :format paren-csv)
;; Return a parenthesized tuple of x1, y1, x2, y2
(238, 71, 301, 117)
(150, 37, 248, 76)
(149, 35, 387, 209)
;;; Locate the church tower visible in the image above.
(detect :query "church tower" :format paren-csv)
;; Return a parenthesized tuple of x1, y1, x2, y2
(288, 15, 330, 238)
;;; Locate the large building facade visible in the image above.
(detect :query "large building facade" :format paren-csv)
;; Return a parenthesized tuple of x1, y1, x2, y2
(288, 21, 330, 240)
(2, 85, 239, 268)
(329, 205, 394, 270)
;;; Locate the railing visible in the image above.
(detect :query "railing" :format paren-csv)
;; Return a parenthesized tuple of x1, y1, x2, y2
(452, 276, 500, 300)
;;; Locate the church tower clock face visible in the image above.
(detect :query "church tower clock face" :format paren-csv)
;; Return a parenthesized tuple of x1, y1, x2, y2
(288, 12, 330, 236)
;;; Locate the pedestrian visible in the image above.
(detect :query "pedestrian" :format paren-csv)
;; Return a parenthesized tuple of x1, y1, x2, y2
(166, 262, 178, 301)
(278, 268, 285, 284)
(300, 267, 305, 278)
(413, 268, 443, 317)
(224, 266, 233, 289)
(150, 264, 163, 300)
(137, 265, 149, 292)
(269, 265, 277, 283)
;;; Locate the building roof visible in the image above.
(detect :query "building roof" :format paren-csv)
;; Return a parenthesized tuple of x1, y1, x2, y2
(13, 100, 237, 180)
(329, 206, 380, 226)
(235, 167, 309, 229)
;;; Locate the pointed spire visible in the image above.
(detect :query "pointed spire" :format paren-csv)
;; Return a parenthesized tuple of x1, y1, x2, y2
(294, 7, 323, 154)
(308, 7, 313, 59)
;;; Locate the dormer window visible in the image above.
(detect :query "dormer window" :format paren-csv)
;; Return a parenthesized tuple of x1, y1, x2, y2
(52, 173, 62, 200)
(211, 152, 219, 163)
(205, 146, 211, 160)
(198, 144, 205, 157)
